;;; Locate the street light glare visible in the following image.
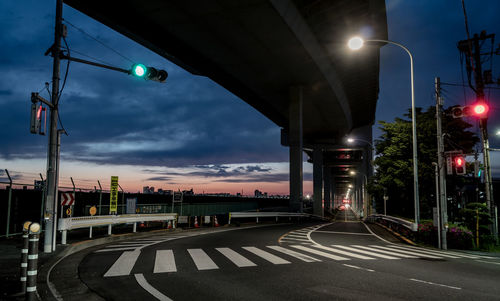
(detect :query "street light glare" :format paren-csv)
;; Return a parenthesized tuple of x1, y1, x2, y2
(347, 138, 354, 143)
(348, 37, 364, 50)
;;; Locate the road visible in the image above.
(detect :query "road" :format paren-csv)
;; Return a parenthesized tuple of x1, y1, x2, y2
(57, 210, 500, 300)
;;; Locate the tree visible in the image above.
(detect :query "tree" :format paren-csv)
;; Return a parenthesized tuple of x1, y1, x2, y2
(368, 106, 479, 219)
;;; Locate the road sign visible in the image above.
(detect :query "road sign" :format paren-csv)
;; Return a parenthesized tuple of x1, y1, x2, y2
(110, 176, 119, 214)
(60, 192, 75, 206)
(89, 206, 97, 216)
(66, 208, 72, 216)
(126, 198, 137, 214)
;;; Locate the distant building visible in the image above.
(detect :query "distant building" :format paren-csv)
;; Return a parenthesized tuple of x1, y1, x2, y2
(255, 190, 263, 197)
(182, 189, 194, 196)
(143, 186, 155, 194)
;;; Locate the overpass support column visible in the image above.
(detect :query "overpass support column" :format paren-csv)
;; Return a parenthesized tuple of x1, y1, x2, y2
(313, 148, 323, 217)
(323, 165, 331, 214)
(289, 86, 303, 212)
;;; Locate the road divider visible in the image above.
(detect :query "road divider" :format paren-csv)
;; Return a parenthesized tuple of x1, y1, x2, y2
(228, 211, 328, 224)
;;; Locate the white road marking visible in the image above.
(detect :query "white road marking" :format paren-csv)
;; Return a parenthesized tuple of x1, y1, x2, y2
(352, 245, 417, 258)
(135, 273, 173, 301)
(332, 245, 400, 259)
(312, 245, 375, 260)
(475, 259, 500, 265)
(280, 237, 311, 242)
(291, 245, 349, 261)
(343, 264, 375, 272)
(118, 241, 155, 244)
(392, 244, 481, 259)
(361, 222, 391, 244)
(370, 245, 442, 259)
(388, 245, 461, 258)
(188, 249, 219, 270)
(267, 246, 322, 262)
(106, 244, 146, 248)
(242, 247, 290, 264)
(96, 247, 139, 253)
(154, 250, 177, 273)
(315, 231, 372, 236)
(286, 234, 308, 238)
(104, 250, 140, 277)
(409, 278, 461, 290)
(217, 248, 256, 267)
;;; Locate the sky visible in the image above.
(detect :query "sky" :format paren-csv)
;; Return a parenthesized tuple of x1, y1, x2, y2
(0, 0, 499, 194)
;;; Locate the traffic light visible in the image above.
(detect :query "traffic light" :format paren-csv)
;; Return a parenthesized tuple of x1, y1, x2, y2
(30, 102, 42, 134)
(451, 103, 489, 119)
(454, 156, 466, 175)
(131, 64, 168, 83)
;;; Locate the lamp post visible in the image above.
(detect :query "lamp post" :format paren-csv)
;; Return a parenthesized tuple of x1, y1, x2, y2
(348, 37, 420, 229)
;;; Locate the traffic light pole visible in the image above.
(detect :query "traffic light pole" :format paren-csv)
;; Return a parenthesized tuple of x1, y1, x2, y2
(43, 0, 63, 253)
(435, 77, 447, 249)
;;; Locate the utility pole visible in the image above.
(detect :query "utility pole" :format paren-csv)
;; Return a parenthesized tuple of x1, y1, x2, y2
(458, 32, 498, 241)
(43, 0, 63, 253)
(435, 77, 447, 249)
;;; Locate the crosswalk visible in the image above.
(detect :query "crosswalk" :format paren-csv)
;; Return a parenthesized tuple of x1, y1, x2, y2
(278, 224, 326, 244)
(101, 242, 496, 277)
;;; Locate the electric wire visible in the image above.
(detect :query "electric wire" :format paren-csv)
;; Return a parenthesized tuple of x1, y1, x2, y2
(63, 18, 134, 63)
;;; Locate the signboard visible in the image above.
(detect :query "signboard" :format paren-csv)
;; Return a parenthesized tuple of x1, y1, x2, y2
(60, 192, 75, 206)
(110, 176, 119, 214)
(126, 197, 137, 214)
(89, 206, 97, 216)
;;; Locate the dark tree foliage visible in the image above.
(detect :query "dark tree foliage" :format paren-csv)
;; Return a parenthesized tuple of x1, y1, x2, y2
(368, 106, 479, 220)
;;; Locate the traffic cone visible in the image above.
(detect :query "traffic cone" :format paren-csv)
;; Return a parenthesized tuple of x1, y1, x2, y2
(167, 220, 172, 229)
(214, 216, 220, 227)
(194, 216, 200, 228)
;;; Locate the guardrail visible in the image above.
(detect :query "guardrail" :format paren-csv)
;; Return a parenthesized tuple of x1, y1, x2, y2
(366, 214, 418, 232)
(228, 211, 328, 224)
(58, 213, 177, 244)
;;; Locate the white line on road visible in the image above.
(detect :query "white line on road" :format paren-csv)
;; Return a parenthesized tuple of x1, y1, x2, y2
(409, 278, 461, 290)
(96, 247, 139, 253)
(361, 222, 391, 244)
(370, 245, 442, 259)
(312, 244, 375, 260)
(242, 247, 290, 264)
(267, 246, 321, 262)
(315, 231, 372, 235)
(217, 248, 256, 267)
(352, 245, 417, 258)
(135, 273, 173, 301)
(475, 259, 500, 265)
(104, 250, 140, 277)
(154, 250, 177, 273)
(332, 245, 400, 259)
(280, 237, 311, 242)
(291, 245, 350, 261)
(343, 264, 375, 272)
(388, 245, 461, 258)
(188, 249, 219, 270)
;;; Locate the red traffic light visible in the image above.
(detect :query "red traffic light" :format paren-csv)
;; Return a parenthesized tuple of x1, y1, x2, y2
(455, 156, 464, 167)
(473, 103, 488, 116)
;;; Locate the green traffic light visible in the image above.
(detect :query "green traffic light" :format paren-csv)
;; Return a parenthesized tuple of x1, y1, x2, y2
(132, 64, 147, 77)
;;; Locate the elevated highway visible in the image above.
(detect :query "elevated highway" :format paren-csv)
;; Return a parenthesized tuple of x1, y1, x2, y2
(64, 0, 388, 215)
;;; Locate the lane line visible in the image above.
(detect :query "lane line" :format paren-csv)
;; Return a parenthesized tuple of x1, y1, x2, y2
(280, 237, 311, 242)
(370, 245, 442, 259)
(104, 250, 140, 277)
(312, 245, 375, 260)
(216, 248, 256, 267)
(315, 231, 372, 236)
(188, 249, 219, 270)
(96, 247, 139, 253)
(242, 247, 290, 264)
(361, 222, 391, 244)
(154, 250, 177, 273)
(332, 245, 400, 259)
(105, 244, 146, 248)
(409, 278, 461, 290)
(291, 245, 350, 261)
(135, 273, 173, 301)
(352, 245, 417, 258)
(343, 264, 375, 272)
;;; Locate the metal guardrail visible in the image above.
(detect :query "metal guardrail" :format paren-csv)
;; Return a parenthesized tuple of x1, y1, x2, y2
(58, 213, 177, 244)
(228, 211, 327, 224)
(367, 214, 418, 231)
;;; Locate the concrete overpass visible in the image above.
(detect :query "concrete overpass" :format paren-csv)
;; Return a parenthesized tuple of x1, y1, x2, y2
(64, 0, 388, 215)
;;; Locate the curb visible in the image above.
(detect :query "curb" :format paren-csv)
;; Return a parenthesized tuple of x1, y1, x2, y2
(373, 222, 417, 246)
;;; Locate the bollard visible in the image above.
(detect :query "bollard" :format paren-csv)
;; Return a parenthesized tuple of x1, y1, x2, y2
(133, 222, 137, 233)
(108, 224, 112, 235)
(26, 223, 41, 301)
(20, 221, 32, 294)
(89, 226, 93, 238)
(61, 230, 67, 245)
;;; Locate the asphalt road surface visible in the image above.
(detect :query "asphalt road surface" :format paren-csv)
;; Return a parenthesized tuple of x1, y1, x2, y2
(69, 211, 500, 300)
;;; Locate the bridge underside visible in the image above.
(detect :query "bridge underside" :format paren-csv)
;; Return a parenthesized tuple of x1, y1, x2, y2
(65, 0, 387, 215)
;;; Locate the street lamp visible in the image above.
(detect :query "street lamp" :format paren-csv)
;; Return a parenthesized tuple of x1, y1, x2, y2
(348, 36, 420, 229)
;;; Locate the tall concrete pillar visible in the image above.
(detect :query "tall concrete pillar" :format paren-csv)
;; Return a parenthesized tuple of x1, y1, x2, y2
(289, 86, 303, 212)
(331, 179, 336, 212)
(323, 165, 331, 214)
(313, 148, 323, 217)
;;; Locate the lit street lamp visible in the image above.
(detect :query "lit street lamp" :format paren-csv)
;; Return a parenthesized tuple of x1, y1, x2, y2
(348, 36, 420, 229)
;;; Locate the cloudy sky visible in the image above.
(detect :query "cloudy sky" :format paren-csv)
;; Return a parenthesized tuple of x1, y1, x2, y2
(0, 1, 499, 194)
